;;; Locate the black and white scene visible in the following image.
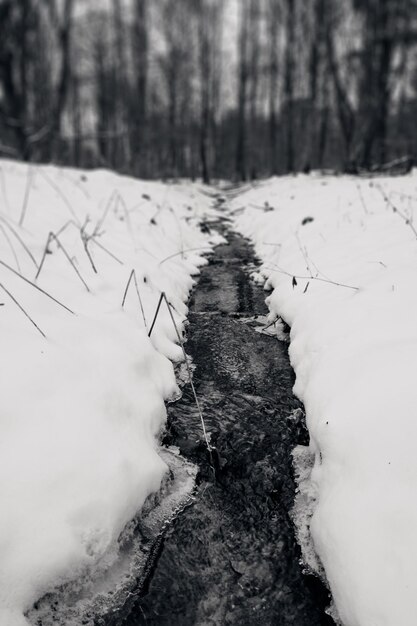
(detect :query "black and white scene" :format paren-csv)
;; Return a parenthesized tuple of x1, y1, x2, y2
(0, 0, 415, 624)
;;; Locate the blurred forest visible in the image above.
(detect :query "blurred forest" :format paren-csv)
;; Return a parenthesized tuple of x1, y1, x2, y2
(0, 0, 417, 181)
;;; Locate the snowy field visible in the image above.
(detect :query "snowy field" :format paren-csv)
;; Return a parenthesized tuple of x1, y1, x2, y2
(0, 160, 218, 626)
(3, 160, 417, 626)
(233, 172, 417, 626)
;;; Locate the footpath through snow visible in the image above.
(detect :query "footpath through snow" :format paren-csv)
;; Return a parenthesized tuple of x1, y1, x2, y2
(232, 173, 417, 626)
(0, 160, 219, 625)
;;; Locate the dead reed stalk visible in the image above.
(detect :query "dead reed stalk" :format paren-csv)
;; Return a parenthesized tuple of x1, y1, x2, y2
(0, 281, 45, 337)
(36, 232, 90, 292)
(0, 258, 74, 314)
(19, 165, 35, 227)
(148, 291, 212, 456)
(121, 269, 148, 331)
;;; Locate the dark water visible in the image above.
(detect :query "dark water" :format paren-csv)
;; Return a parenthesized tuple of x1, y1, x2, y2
(105, 219, 333, 626)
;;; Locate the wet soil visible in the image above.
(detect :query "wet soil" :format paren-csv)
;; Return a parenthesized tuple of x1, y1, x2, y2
(107, 219, 333, 626)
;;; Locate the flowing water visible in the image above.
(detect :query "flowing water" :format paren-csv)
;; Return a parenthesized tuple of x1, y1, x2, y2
(105, 215, 333, 626)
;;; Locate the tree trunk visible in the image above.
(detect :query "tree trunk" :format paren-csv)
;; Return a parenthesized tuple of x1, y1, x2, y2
(325, 16, 355, 168)
(268, 0, 280, 175)
(50, 0, 74, 161)
(284, 0, 295, 173)
(132, 0, 148, 174)
(235, 0, 250, 181)
(198, 0, 211, 184)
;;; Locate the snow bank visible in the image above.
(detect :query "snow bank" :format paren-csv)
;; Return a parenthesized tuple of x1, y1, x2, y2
(233, 173, 417, 626)
(0, 160, 216, 625)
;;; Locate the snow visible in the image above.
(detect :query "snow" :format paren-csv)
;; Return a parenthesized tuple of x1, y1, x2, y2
(0, 159, 217, 625)
(233, 173, 417, 626)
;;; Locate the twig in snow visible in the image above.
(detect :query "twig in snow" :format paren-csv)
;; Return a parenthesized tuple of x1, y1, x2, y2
(376, 184, 417, 240)
(121, 269, 148, 331)
(0, 258, 74, 314)
(262, 317, 282, 332)
(158, 246, 212, 267)
(54, 219, 113, 273)
(356, 183, 369, 215)
(389, 190, 417, 204)
(19, 165, 35, 227)
(0, 281, 45, 337)
(54, 219, 98, 273)
(294, 233, 341, 290)
(264, 264, 359, 291)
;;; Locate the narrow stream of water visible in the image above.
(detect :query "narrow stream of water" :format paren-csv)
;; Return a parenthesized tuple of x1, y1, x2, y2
(107, 217, 333, 625)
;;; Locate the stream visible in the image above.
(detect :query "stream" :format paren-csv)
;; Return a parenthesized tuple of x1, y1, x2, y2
(105, 213, 334, 625)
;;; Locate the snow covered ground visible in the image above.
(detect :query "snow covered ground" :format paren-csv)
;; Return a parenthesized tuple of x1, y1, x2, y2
(232, 172, 417, 626)
(0, 160, 218, 626)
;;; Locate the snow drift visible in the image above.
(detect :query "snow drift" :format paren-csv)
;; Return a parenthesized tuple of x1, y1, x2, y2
(0, 160, 216, 625)
(233, 173, 417, 626)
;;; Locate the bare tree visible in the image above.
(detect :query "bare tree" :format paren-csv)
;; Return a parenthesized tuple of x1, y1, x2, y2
(235, 0, 251, 181)
(195, 0, 223, 184)
(302, 0, 327, 171)
(247, 0, 262, 179)
(324, 3, 356, 168)
(0, 0, 74, 161)
(283, 0, 296, 173)
(352, 0, 412, 167)
(267, 0, 281, 175)
(131, 0, 148, 174)
(111, 0, 130, 169)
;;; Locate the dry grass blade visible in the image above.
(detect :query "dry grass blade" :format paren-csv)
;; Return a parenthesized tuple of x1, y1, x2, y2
(55, 219, 79, 238)
(0, 166, 10, 212)
(148, 293, 164, 338)
(118, 192, 137, 250)
(0, 216, 38, 268)
(264, 264, 359, 291)
(356, 183, 369, 215)
(36, 232, 90, 292)
(19, 165, 35, 227)
(35, 233, 53, 280)
(54, 220, 101, 273)
(79, 219, 98, 274)
(148, 290, 212, 456)
(89, 236, 124, 265)
(36, 168, 79, 223)
(0, 281, 45, 337)
(0, 224, 21, 271)
(82, 239, 98, 274)
(163, 293, 212, 456)
(0, 258, 74, 314)
(158, 246, 212, 267)
(376, 184, 417, 239)
(94, 189, 117, 236)
(121, 269, 148, 330)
